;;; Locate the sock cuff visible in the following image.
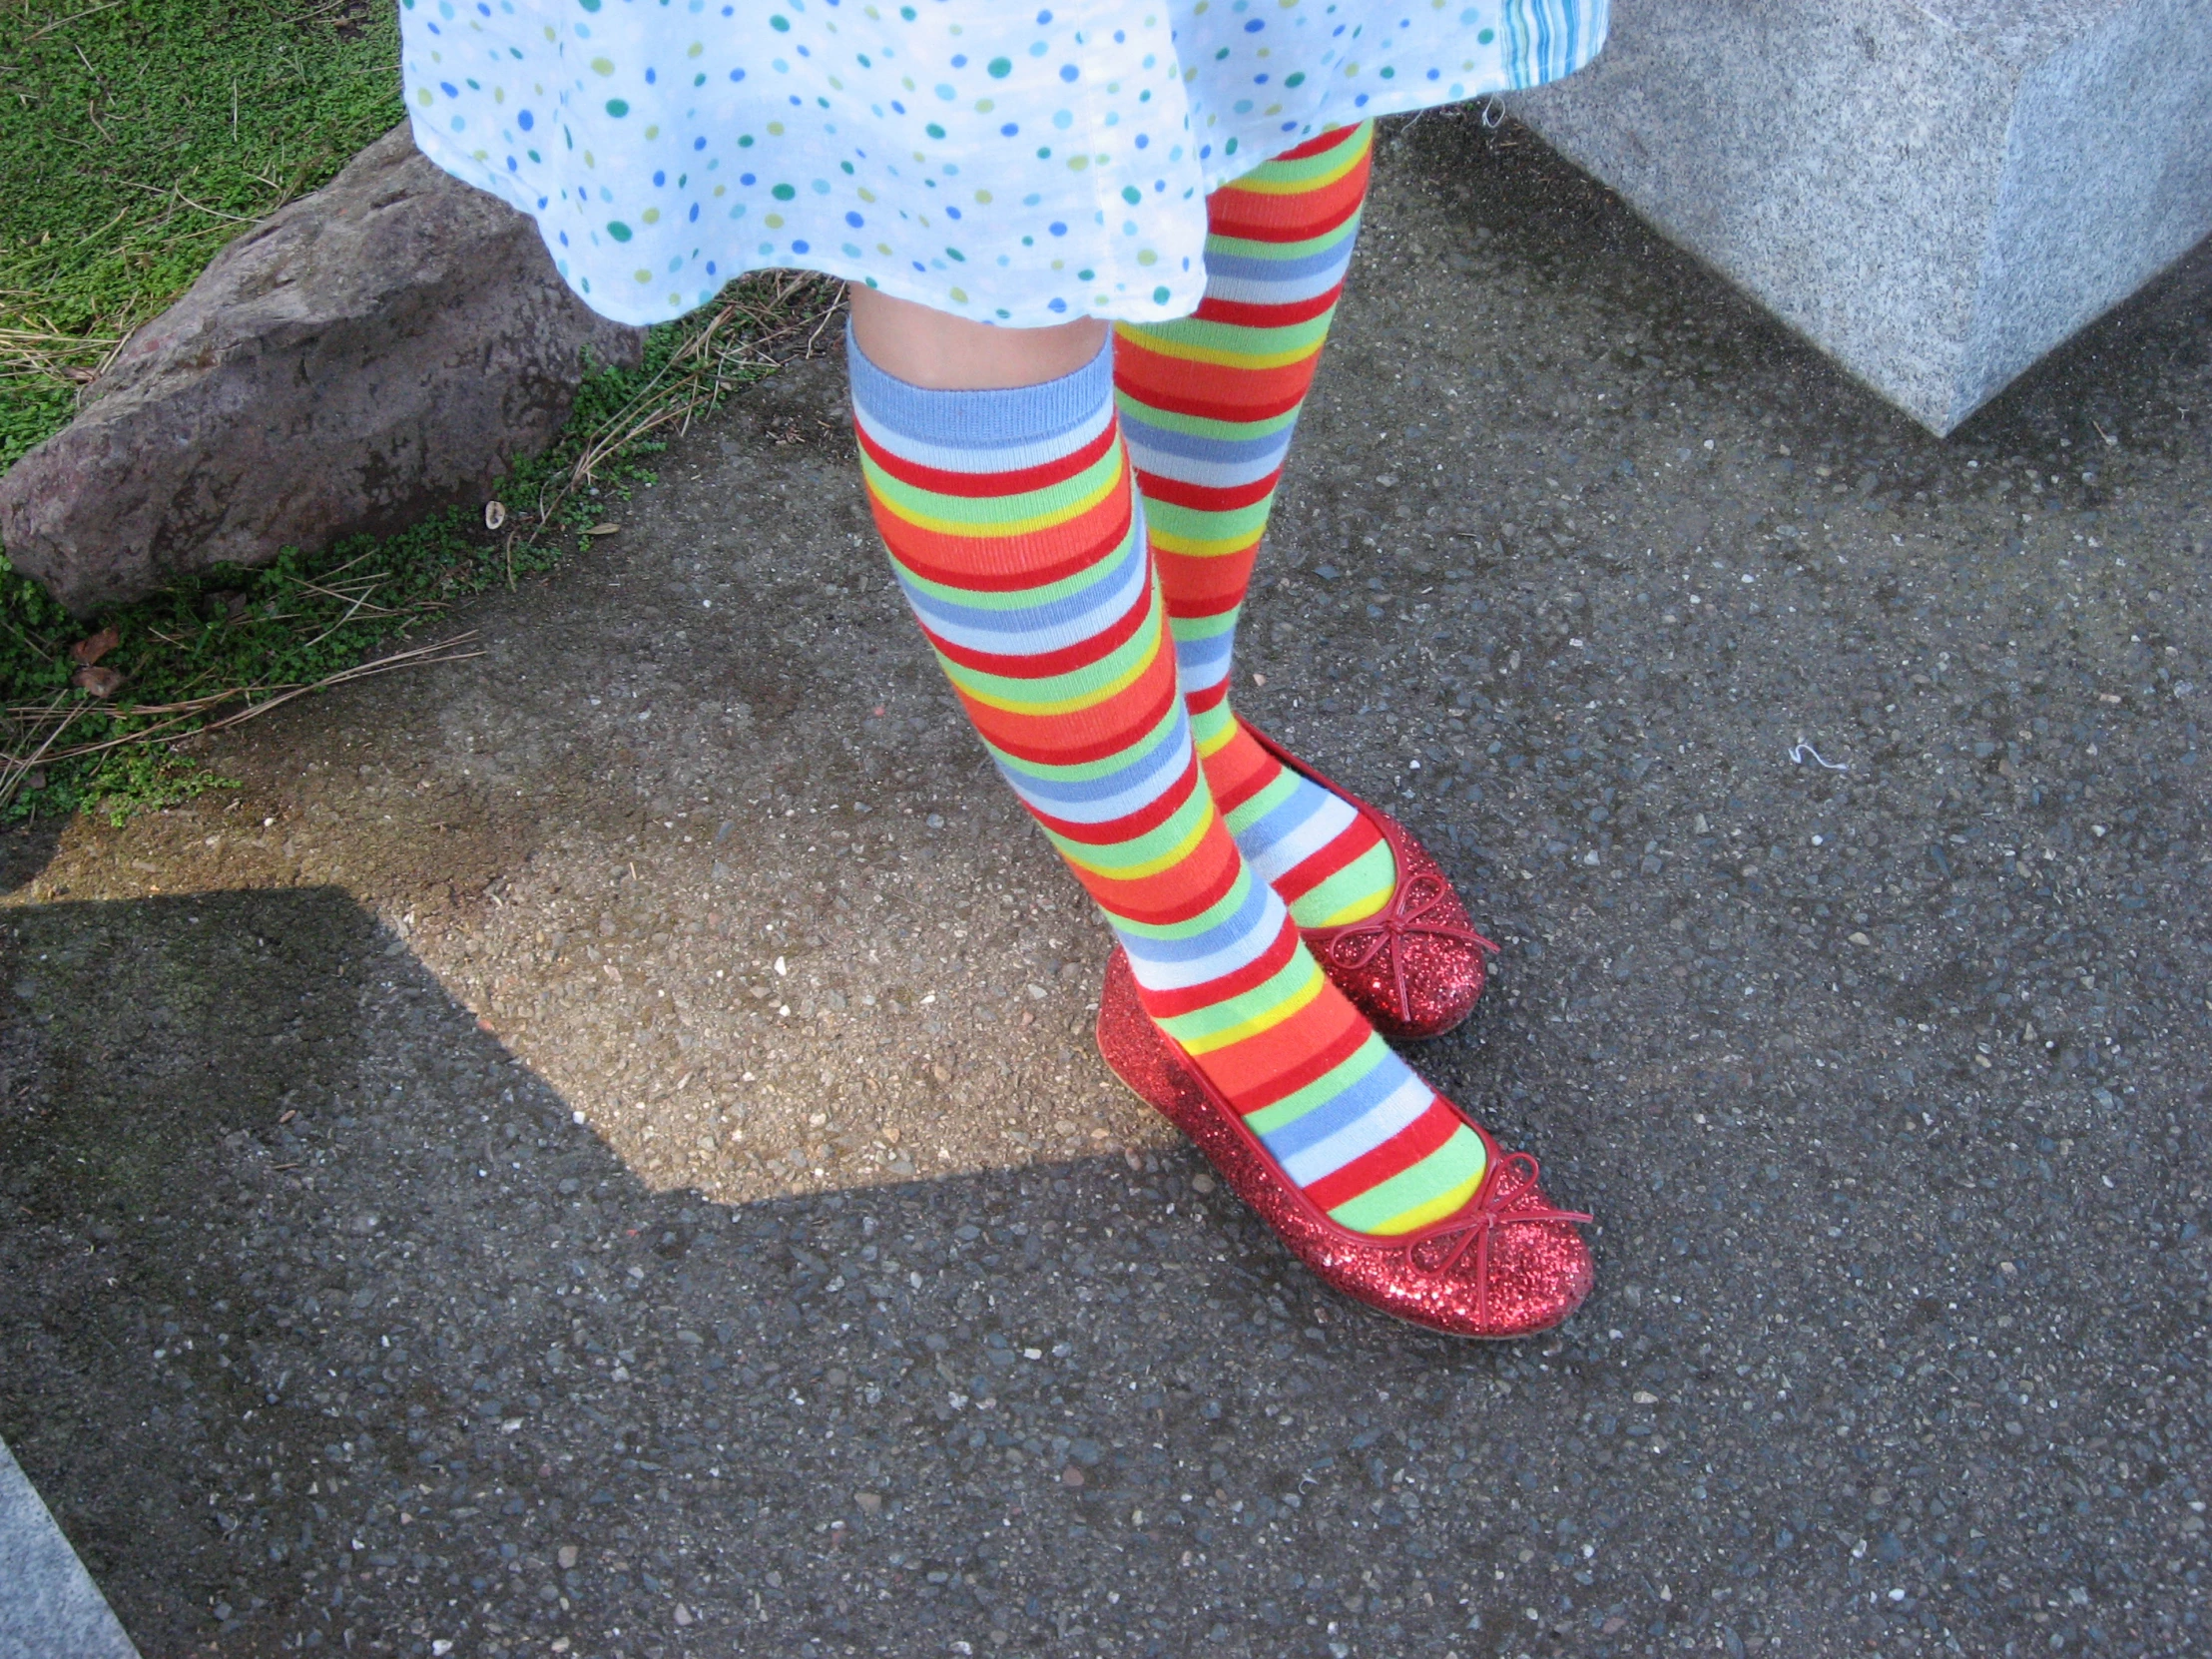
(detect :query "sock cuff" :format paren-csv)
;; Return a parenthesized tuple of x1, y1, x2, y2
(846, 319, 1113, 448)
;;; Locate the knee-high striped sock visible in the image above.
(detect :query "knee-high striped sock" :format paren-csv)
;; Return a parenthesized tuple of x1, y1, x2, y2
(849, 331, 1486, 1237)
(1114, 123, 1395, 931)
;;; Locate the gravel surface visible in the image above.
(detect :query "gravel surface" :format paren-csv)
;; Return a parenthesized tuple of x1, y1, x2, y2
(3, 109, 2209, 1659)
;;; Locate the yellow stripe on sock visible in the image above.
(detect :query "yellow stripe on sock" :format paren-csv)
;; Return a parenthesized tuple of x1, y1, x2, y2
(1178, 956, 1324, 1056)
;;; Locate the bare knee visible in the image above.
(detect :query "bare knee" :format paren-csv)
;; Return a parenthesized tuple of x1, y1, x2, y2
(846, 285, 1106, 390)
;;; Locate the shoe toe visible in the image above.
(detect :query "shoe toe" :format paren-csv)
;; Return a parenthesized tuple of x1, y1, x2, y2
(1378, 927, 1487, 1037)
(1468, 1216, 1593, 1338)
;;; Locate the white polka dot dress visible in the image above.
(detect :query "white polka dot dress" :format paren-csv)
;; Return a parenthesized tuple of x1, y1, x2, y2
(399, 0, 1606, 328)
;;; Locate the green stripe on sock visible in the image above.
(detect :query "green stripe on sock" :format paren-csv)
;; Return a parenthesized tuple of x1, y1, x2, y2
(1242, 1032, 1393, 1138)
(1326, 1126, 1488, 1234)
(1287, 839, 1396, 928)
(1158, 952, 1319, 1047)
(1222, 767, 1302, 839)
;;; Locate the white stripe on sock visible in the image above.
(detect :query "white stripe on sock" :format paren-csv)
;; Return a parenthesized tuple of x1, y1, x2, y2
(1242, 791, 1360, 886)
(1280, 1075, 1433, 1186)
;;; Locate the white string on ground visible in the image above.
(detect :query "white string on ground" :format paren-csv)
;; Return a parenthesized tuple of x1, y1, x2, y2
(1789, 742, 1849, 772)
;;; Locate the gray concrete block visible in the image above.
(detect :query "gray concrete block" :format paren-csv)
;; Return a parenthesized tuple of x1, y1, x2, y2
(1505, 0, 2212, 432)
(0, 1436, 139, 1659)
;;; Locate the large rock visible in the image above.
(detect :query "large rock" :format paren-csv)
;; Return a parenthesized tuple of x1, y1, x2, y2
(0, 125, 644, 616)
(1506, 0, 2212, 434)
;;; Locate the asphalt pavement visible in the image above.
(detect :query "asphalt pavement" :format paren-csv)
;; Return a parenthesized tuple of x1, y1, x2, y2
(2, 108, 2209, 1659)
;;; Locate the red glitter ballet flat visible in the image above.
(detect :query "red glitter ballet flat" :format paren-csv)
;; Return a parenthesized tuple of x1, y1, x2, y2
(1095, 947, 1592, 1341)
(1241, 719, 1495, 1042)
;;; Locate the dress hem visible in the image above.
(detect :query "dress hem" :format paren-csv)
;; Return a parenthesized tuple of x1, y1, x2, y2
(410, 50, 1599, 332)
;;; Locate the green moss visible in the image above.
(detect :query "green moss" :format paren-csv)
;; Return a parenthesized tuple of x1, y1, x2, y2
(0, 2, 406, 472)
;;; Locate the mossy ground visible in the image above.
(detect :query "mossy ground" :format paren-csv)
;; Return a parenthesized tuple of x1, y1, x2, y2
(0, 2, 830, 824)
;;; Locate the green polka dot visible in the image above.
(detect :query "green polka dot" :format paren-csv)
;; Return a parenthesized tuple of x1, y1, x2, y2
(987, 57, 1012, 78)
(607, 222, 633, 242)
(769, 14, 791, 30)
(1152, 285, 1171, 304)
(1120, 185, 1142, 205)
(606, 98, 629, 117)
(590, 56, 615, 75)
(772, 183, 797, 201)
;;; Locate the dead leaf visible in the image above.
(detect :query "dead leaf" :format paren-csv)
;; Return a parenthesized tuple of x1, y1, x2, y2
(72, 664, 126, 698)
(69, 626, 119, 666)
(585, 522, 622, 537)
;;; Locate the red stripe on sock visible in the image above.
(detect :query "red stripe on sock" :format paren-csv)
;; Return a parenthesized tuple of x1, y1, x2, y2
(1301, 1098, 1461, 1214)
(1029, 751, 1204, 848)
(916, 565, 1152, 680)
(1132, 466, 1282, 514)
(1077, 829, 1245, 929)
(854, 417, 1118, 500)
(1207, 992, 1372, 1114)
(1135, 919, 1304, 1020)
(1270, 125, 1368, 165)
(963, 661, 1183, 772)
(1207, 182, 1367, 246)
(1272, 816, 1384, 905)
(1192, 285, 1344, 329)
(1205, 736, 1282, 820)
(1153, 547, 1260, 615)
(1111, 346, 1325, 426)
(873, 487, 1135, 594)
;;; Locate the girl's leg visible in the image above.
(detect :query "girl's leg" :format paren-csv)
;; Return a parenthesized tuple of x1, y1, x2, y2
(1113, 124, 1395, 931)
(845, 288, 1491, 1238)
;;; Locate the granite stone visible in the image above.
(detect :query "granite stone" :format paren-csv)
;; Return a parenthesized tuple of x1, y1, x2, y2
(0, 1436, 139, 1659)
(1507, 0, 2212, 432)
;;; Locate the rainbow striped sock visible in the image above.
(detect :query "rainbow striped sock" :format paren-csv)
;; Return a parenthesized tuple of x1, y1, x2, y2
(848, 328, 1486, 1238)
(1115, 123, 1396, 930)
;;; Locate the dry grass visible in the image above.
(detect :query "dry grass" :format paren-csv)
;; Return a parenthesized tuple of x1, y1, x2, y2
(0, 270, 845, 822)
